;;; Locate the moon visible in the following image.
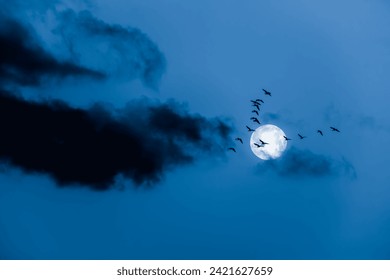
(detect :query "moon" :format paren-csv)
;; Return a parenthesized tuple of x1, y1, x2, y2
(250, 124, 287, 160)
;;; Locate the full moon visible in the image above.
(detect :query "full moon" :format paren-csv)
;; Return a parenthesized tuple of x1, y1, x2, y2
(250, 124, 287, 160)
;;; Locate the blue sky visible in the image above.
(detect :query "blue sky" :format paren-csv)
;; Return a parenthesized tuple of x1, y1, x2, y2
(0, 0, 390, 259)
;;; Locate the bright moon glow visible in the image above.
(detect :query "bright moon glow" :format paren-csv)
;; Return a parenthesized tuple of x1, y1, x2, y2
(250, 124, 287, 160)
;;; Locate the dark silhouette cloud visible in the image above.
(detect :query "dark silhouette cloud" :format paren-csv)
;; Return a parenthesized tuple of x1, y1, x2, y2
(54, 9, 166, 88)
(0, 91, 232, 190)
(257, 147, 356, 178)
(0, 16, 105, 87)
(0, 2, 231, 190)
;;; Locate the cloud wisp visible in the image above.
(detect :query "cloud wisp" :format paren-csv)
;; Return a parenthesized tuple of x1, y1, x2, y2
(54, 9, 166, 88)
(0, 2, 232, 190)
(257, 147, 356, 179)
(0, 15, 105, 87)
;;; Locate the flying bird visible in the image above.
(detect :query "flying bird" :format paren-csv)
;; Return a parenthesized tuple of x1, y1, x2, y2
(253, 143, 262, 148)
(246, 125, 255, 132)
(259, 139, 268, 145)
(252, 104, 260, 110)
(298, 133, 306, 139)
(317, 130, 323, 136)
(283, 136, 291, 141)
(251, 110, 259, 115)
(250, 117, 260, 124)
(262, 89, 272, 96)
(330, 127, 340, 132)
(256, 99, 264, 103)
(228, 147, 236, 152)
(235, 137, 243, 144)
(250, 100, 261, 106)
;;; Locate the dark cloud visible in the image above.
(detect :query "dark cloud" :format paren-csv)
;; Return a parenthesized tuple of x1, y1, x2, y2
(0, 16, 105, 87)
(0, 91, 232, 190)
(0, 2, 231, 190)
(257, 147, 356, 178)
(54, 9, 166, 88)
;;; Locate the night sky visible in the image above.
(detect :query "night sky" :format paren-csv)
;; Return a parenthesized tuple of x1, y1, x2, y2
(1, 0, 390, 259)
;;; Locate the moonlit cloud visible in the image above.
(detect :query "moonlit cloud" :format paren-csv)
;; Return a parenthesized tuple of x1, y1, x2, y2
(257, 147, 356, 178)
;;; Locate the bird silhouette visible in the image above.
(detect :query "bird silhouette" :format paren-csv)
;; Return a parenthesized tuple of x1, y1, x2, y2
(250, 100, 261, 106)
(259, 139, 268, 145)
(250, 117, 260, 124)
(262, 89, 272, 96)
(235, 137, 243, 144)
(283, 136, 291, 141)
(251, 110, 259, 115)
(256, 99, 264, 103)
(252, 104, 260, 110)
(246, 125, 255, 132)
(317, 130, 323, 136)
(330, 127, 340, 132)
(298, 133, 306, 139)
(228, 147, 236, 152)
(253, 143, 262, 148)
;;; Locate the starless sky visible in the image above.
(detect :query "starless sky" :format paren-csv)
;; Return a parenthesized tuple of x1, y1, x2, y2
(0, 0, 390, 259)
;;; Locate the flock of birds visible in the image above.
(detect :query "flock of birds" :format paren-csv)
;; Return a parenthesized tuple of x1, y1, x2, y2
(227, 89, 341, 153)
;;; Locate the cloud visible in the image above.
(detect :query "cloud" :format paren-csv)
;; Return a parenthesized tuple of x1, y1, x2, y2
(0, 15, 105, 87)
(0, 1, 166, 89)
(262, 113, 281, 122)
(0, 91, 232, 190)
(257, 147, 356, 178)
(53, 9, 166, 88)
(0, 1, 232, 190)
